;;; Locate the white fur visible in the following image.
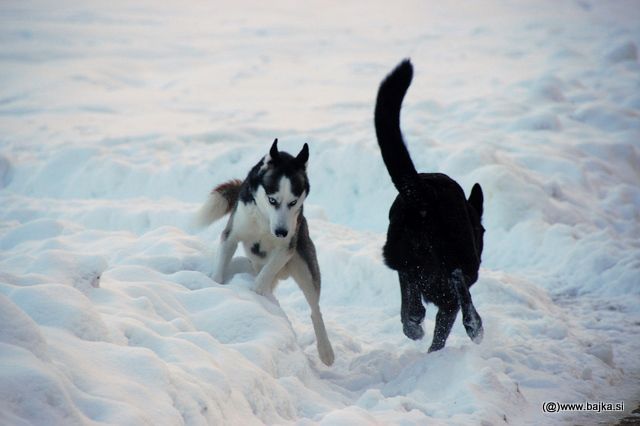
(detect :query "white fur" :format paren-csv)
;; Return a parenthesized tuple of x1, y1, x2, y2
(254, 177, 305, 238)
(208, 174, 334, 366)
(194, 191, 230, 229)
(214, 195, 295, 292)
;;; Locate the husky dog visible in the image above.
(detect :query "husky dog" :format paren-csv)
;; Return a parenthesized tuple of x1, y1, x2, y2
(196, 139, 335, 366)
(374, 59, 485, 352)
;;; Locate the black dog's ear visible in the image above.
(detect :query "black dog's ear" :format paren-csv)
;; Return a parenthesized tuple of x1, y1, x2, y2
(468, 183, 484, 218)
(268, 138, 280, 162)
(295, 143, 309, 168)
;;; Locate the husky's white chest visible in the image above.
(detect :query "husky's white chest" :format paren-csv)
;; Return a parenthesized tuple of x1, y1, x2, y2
(233, 201, 289, 264)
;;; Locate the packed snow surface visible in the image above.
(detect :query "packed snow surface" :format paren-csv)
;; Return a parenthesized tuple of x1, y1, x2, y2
(1, 0, 639, 425)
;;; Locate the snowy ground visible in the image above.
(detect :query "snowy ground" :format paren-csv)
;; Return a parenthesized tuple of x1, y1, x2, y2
(1, 0, 640, 425)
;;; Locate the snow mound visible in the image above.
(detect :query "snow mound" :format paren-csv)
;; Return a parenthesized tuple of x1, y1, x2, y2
(1, 0, 639, 424)
(604, 40, 638, 63)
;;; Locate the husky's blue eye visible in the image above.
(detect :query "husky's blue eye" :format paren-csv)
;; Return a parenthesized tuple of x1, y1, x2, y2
(288, 200, 297, 208)
(268, 196, 278, 206)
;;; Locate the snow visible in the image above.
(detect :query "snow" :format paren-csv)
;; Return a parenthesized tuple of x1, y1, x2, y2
(1, 0, 639, 424)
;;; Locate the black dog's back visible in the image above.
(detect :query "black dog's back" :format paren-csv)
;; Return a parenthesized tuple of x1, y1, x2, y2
(384, 173, 481, 281)
(375, 59, 485, 351)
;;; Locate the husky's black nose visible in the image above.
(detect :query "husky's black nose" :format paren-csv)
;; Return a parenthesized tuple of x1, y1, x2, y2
(275, 228, 288, 238)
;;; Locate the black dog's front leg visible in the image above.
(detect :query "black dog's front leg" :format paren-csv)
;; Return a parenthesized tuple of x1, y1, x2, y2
(399, 271, 425, 340)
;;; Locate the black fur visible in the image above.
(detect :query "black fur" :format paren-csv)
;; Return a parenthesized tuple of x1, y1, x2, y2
(240, 139, 309, 204)
(250, 242, 267, 258)
(375, 59, 486, 352)
(295, 215, 321, 291)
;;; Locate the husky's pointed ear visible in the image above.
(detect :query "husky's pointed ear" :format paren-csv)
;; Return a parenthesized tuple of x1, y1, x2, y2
(296, 143, 309, 168)
(268, 138, 280, 162)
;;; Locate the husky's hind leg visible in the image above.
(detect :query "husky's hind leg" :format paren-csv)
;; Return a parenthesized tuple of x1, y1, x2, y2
(289, 254, 335, 366)
(213, 220, 238, 284)
(213, 238, 237, 284)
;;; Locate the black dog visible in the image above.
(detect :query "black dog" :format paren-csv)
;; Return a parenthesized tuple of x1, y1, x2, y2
(374, 59, 485, 352)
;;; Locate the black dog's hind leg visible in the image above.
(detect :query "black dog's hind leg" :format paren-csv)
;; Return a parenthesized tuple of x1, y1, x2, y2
(399, 271, 426, 340)
(451, 269, 484, 344)
(428, 302, 459, 352)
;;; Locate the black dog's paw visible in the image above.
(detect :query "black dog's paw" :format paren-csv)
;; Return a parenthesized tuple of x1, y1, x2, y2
(427, 341, 444, 353)
(403, 321, 424, 340)
(470, 324, 484, 344)
(463, 310, 484, 344)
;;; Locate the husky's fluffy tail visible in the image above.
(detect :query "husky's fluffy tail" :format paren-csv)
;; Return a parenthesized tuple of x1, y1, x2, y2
(374, 59, 419, 197)
(194, 179, 243, 228)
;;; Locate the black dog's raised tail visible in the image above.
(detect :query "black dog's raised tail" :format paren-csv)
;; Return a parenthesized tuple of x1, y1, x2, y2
(375, 59, 418, 196)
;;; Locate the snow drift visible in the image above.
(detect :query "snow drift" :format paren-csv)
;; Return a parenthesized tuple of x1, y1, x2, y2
(1, 0, 639, 425)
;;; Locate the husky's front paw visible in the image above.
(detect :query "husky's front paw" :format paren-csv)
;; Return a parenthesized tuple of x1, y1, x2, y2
(253, 275, 274, 297)
(212, 271, 226, 285)
(255, 286, 269, 296)
(255, 284, 274, 299)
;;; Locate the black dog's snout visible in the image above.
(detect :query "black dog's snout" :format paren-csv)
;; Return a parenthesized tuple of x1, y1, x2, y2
(275, 228, 288, 238)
